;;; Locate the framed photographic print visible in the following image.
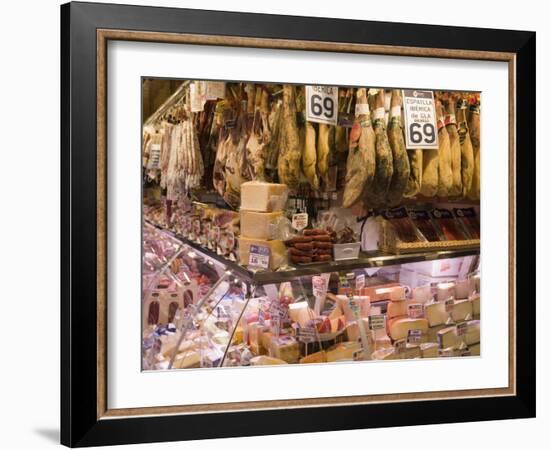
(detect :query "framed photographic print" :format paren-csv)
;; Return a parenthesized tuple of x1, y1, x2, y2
(61, 1, 536, 447)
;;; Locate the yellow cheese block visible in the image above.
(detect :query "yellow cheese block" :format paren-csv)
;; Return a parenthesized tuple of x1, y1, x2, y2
(288, 302, 316, 327)
(238, 237, 287, 269)
(464, 320, 480, 346)
(437, 326, 459, 349)
(455, 279, 471, 299)
(424, 301, 450, 327)
(269, 336, 300, 363)
(420, 342, 439, 358)
(450, 299, 473, 322)
(371, 347, 398, 360)
(326, 341, 361, 362)
(250, 355, 288, 365)
(240, 210, 284, 240)
(344, 318, 370, 342)
(299, 350, 327, 364)
(387, 300, 409, 319)
(387, 316, 429, 341)
(469, 343, 481, 356)
(240, 181, 289, 212)
(172, 350, 201, 369)
(470, 294, 480, 317)
(427, 324, 446, 343)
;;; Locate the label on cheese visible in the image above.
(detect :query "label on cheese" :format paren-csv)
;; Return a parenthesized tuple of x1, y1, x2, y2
(369, 314, 386, 330)
(292, 213, 308, 231)
(456, 321, 467, 336)
(407, 329, 423, 344)
(407, 303, 424, 319)
(297, 326, 316, 343)
(248, 244, 270, 269)
(147, 144, 161, 169)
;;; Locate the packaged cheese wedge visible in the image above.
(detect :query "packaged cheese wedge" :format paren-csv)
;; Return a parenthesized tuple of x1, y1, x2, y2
(240, 181, 289, 212)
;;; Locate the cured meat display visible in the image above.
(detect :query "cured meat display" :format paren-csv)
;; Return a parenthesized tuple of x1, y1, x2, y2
(142, 79, 482, 371)
(366, 90, 394, 207)
(386, 90, 410, 206)
(342, 89, 375, 208)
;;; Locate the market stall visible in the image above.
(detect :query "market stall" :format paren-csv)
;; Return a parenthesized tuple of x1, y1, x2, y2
(141, 80, 481, 369)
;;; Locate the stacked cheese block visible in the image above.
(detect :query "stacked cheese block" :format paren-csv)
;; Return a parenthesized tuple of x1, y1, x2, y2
(238, 181, 289, 270)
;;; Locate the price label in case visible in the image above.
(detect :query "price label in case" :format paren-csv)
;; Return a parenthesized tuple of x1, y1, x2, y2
(407, 303, 424, 319)
(368, 314, 386, 331)
(355, 274, 366, 291)
(297, 326, 316, 343)
(456, 321, 468, 336)
(306, 85, 338, 125)
(292, 213, 309, 231)
(402, 89, 439, 149)
(248, 244, 270, 270)
(407, 329, 423, 344)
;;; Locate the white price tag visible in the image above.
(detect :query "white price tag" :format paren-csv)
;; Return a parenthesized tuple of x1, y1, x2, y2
(407, 303, 424, 319)
(407, 329, 423, 344)
(147, 144, 161, 169)
(292, 213, 308, 231)
(306, 85, 338, 125)
(355, 274, 365, 291)
(297, 326, 316, 343)
(263, 284, 279, 303)
(402, 89, 439, 149)
(248, 244, 270, 270)
(456, 321, 468, 336)
(312, 275, 328, 300)
(190, 82, 206, 112)
(205, 81, 226, 100)
(368, 314, 386, 331)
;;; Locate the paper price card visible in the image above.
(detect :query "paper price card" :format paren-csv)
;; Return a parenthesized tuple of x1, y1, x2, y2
(248, 244, 270, 270)
(306, 86, 339, 125)
(456, 321, 468, 336)
(407, 329, 423, 344)
(297, 326, 316, 343)
(355, 274, 366, 291)
(368, 314, 386, 331)
(402, 89, 439, 149)
(407, 303, 424, 319)
(292, 213, 308, 231)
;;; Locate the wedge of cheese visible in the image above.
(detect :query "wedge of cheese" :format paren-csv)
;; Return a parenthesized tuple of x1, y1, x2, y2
(450, 299, 473, 322)
(238, 237, 287, 269)
(371, 347, 398, 360)
(250, 355, 288, 365)
(464, 320, 480, 346)
(269, 336, 300, 363)
(172, 350, 201, 369)
(424, 301, 450, 327)
(387, 316, 428, 341)
(420, 342, 439, 358)
(240, 210, 284, 240)
(288, 302, 316, 327)
(240, 181, 289, 212)
(387, 300, 409, 319)
(437, 326, 460, 349)
(469, 343, 481, 356)
(326, 341, 361, 362)
(470, 294, 480, 318)
(300, 350, 327, 364)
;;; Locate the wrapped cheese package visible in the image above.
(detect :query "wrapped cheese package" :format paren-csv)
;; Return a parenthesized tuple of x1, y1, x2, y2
(240, 181, 289, 212)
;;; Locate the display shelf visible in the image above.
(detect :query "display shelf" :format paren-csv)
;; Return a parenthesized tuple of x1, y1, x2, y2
(145, 220, 480, 285)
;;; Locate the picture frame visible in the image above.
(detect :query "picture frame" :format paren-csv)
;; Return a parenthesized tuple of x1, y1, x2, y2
(61, 1, 536, 447)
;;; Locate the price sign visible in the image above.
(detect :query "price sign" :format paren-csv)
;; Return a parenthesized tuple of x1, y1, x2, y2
(445, 299, 455, 312)
(456, 321, 468, 336)
(402, 89, 439, 149)
(297, 326, 316, 343)
(407, 329, 423, 344)
(205, 81, 226, 100)
(368, 314, 386, 331)
(407, 303, 424, 319)
(190, 81, 206, 112)
(306, 85, 338, 125)
(248, 245, 270, 270)
(355, 274, 366, 291)
(292, 213, 308, 231)
(312, 275, 328, 300)
(147, 144, 161, 169)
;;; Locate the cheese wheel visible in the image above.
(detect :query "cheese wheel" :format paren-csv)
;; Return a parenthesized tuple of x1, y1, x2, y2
(387, 316, 429, 341)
